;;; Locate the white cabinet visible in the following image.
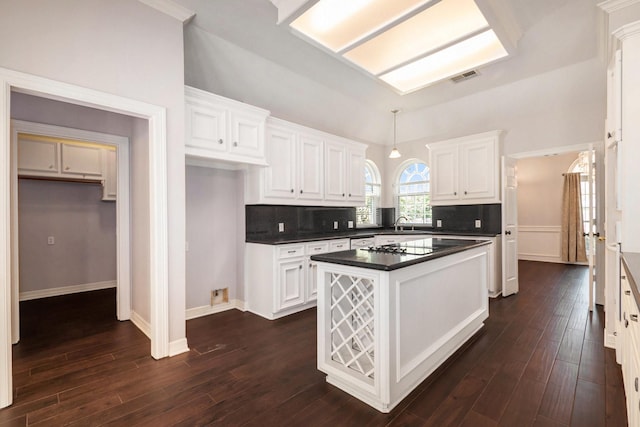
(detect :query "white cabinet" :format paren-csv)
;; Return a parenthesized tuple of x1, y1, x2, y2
(261, 122, 325, 201)
(61, 143, 102, 177)
(246, 238, 350, 319)
(17, 138, 58, 175)
(428, 131, 502, 206)
(620, 262, 640, 425)
(350, 237, 375, 249)
(17, 137, 105, 181)
(185, 86, 269, 166)
(246, 117, 367, 206)
(101, 148, 117, 201)
(324, 140, 366, 204)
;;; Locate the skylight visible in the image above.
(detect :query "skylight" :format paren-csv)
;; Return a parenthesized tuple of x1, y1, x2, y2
(289, 0, 509, 94)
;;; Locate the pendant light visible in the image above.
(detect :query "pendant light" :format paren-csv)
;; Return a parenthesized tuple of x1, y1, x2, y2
(389, 109, 401, 159)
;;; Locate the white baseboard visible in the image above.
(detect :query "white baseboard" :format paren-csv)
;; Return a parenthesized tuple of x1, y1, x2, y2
(130, 310, 151, 339)
(604, 330, 617, 350)
(186, 299, 245, 320)
(19, 280, 117, 301)
(518, 254, 564, 263)
(169, 338, 190, 356)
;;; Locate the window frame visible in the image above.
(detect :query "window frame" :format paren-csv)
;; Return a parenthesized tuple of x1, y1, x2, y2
(356, 160, 381, 227)
(394, 158, 432, 225)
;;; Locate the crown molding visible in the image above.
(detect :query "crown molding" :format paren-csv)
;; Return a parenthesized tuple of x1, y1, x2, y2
(138, 0, 195, 24)
(598, 0, 640, 14)
(613, 20, 640, 40)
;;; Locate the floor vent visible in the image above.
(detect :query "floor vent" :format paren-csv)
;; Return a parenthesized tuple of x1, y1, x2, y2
(451, 70, 479, 83)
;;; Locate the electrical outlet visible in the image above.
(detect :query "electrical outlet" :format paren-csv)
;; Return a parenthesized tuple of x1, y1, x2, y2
(475, 219, 482, 228)
(333, 221, 339, 230)
(278, 222, 285, 233)
(436, 220, 442, 228)
(47, 236, 55, 245)
(348, 221, 354, 229)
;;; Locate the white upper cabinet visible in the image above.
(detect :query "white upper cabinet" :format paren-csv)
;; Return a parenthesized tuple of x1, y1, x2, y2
(17, 137, 106, 181)
(325, 140, 366, 203)
(264, 124, 297, 199)
(246, 117, 366, 206)
(185, 86, 269, 166)
(428, 130, 502, 206)
(17, 138, 58, 175)
(61, 144, 102, 177)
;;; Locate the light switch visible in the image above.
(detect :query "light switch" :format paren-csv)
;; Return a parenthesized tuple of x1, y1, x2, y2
(475, 219, 481, 228)
(278, 223, 285, 233)
(333, 221, 339, 230)
(47, 236, 55, 245)
(348, 221, 354, 229)
(436, 220, 442, 228)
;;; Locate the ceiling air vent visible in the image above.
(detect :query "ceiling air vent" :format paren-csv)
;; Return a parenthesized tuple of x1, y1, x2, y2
(450, 70, 479, 83)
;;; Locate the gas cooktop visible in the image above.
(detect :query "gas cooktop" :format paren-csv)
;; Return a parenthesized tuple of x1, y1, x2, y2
(365, 242, 434, 256)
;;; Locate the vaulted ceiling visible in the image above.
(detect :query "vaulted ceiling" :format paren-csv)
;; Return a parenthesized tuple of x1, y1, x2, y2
(176, 0, 603, 145)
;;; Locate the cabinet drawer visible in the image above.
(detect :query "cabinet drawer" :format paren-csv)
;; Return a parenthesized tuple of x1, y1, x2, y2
(329, 239, 350, 252)
(277, 245, 305, 259)
(306, 242, 330, 255)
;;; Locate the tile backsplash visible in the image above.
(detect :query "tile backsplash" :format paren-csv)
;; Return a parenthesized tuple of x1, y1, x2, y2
(246, 205, 357, 241)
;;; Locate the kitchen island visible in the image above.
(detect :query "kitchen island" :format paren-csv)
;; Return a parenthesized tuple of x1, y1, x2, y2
(311, 238, 491, 413)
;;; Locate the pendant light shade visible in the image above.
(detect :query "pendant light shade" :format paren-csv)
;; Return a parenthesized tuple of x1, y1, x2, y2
(389, 109, 401, 159)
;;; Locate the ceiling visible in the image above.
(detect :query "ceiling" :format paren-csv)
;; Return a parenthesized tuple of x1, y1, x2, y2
(175, 0, 603, 145)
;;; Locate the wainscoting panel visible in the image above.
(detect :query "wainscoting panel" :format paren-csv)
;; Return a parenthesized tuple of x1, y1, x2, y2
(518, 225, 563, 263)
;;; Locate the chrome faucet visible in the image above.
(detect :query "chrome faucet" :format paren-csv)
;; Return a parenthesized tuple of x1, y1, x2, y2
(394, 216, 409, 231)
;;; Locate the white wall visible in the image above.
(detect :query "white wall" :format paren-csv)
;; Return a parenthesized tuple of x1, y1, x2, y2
(380, 58, 605, 207)
(17, 180, 116, 293)
(517, 152, 580, 263)
(0, 0, 186, 344)
(186, 166, 243, 309)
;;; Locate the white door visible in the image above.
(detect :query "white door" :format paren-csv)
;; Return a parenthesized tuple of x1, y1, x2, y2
(502, 156, 519, 297)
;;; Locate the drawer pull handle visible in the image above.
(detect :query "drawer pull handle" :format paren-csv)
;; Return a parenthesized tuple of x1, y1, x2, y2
(233, 142, 238, 147)
(635, 377, 638, 392)
(287, 250, 296, 254)
(299, 265, 302, 269)
(218, 139, 223, 144)
(626, 290, 631, 295)
(631, 314, 638, 322)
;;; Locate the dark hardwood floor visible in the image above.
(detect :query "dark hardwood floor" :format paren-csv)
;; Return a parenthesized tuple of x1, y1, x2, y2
(0, 261, 628, 426)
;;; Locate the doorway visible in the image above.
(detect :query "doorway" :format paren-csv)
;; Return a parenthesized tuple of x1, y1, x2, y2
(0, 67, 171, 409)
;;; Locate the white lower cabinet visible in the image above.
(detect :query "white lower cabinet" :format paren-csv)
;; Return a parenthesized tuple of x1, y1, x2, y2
(620, 263, 640, 425)
(246, 239, 349, 320)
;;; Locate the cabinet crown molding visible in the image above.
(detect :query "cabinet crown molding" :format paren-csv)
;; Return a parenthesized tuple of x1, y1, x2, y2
(598, 0, 640, 13)
(612, 20, 640, 40)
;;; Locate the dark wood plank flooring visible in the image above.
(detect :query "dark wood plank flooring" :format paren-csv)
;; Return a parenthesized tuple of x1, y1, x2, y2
(0, 261, 628, 426)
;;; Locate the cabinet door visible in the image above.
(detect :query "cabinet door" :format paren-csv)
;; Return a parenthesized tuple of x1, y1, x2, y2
(17, 138, 59, 174)
(298, 133, 324, 200)
(430, 146, 459, 203)
(325, 141, 346, 200)
(185, 103, 227, 153)
(229, 110, 264, 158)
(276, 258, 305, 312)
(264, 126, 297, 199)
(347, 147, 366, 202)
(102, 149, 117, 201)
(329, 239, 350, 252)
(307, 258, 318, 302)
(460, 139, 497, 201)
(61, 144, 102, 177)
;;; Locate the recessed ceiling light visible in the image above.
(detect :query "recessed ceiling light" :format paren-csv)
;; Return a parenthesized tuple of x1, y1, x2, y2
(379, 30, 508, 94)
(289, 0, 510, 94)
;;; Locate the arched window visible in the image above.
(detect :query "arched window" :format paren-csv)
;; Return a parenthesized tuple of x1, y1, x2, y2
(357, 160, 381, 226)
(395, 160, 431, 224)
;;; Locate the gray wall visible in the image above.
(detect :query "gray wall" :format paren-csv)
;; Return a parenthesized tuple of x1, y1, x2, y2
(186, 165, 244, 309)
(1, 0, 186, 342)
(18, 180, 116, 292)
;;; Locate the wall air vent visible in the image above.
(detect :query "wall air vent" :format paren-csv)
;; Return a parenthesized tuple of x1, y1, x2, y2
(450, 70, 479, 83)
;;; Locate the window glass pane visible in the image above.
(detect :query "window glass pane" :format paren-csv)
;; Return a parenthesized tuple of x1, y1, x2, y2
(359, 162, 380, 226)
(397, 161, 431, 224)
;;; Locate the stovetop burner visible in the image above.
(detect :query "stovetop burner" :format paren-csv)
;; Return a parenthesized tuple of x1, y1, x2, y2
(365, 243, 434, 256)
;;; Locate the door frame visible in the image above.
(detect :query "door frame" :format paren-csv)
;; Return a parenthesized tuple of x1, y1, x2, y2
(10, 120, 131, 344)
(0, 67, 170, 409)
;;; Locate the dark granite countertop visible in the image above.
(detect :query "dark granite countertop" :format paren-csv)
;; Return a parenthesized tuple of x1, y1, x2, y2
(622, 252, 640, 309)
(246, 228, 500, 245)
(310, 238, 491, 271)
